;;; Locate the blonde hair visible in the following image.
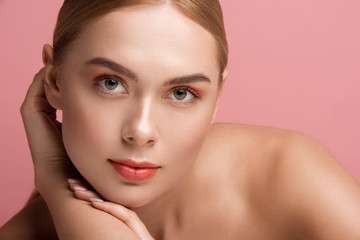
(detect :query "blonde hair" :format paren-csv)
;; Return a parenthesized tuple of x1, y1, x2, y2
(53, 0, 228, 81)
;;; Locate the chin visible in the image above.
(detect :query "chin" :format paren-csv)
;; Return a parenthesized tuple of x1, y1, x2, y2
(121, 199, 152, 209)
(98, 184, 165, 209)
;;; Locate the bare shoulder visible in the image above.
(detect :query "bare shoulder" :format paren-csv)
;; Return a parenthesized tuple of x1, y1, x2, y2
(205, 122, 294, 160)
(206, 122, 289, 151)
(205, 122, 297, 174)
(272, 130, 360, 238)
(205, 122, 303, 198)
(206, 123, 360, 238)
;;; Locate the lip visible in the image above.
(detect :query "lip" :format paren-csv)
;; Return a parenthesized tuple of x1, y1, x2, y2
(109, 159, 160, 181)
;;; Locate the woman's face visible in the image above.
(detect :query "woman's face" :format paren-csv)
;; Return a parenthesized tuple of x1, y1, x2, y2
(57, 4, 220, 208)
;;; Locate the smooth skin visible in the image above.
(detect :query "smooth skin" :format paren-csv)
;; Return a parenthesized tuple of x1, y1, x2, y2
(2, 69, 360, 239)
(1, 4, 360, 240)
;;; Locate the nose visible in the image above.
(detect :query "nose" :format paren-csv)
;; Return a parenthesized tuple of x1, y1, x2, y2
(121, 98, 159, 146)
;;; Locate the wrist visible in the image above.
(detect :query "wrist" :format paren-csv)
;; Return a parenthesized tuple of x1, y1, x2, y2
(34, 161, 78, 197)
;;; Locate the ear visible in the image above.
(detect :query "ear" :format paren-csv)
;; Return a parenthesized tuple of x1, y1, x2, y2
(43, 44, 63, 110)
(221, 67, 229, 87)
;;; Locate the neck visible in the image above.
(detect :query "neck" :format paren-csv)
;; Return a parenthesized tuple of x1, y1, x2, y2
(132, 174, 191, 239)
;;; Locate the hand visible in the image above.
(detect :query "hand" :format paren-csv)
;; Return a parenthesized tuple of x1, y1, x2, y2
(20, 66, 144, 239)
(68, 179, 155, 240)
(20, 68, 75, 190)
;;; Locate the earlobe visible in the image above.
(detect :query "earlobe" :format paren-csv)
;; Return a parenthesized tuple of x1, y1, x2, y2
(43, 44, 63, 110)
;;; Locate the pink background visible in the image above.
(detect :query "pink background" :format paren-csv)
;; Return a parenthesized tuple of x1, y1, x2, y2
(1, 0, 359, 226)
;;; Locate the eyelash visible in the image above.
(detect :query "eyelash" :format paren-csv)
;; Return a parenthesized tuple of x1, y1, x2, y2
(165, 86, 201, 105)
(93, 74, 202, 105)
(94, 75, 128, 96)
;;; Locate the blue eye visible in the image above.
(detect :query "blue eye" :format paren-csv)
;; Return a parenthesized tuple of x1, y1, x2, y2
(97, 76, 126, 93)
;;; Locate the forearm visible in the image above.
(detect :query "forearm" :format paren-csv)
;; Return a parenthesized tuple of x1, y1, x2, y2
(0, 195, 57, 240)
(37, 166, 139, 240)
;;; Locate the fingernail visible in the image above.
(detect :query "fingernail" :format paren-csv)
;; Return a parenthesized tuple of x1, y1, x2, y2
(68, 178, 81, 184)
(73, 185, 87, 191)
(90, 198, 104, 203)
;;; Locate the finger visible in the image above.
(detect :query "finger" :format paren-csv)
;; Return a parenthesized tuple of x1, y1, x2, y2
(21, 68, 50, 117)
(68, 178, 93, 191)
(68, 179, 103, 202)
(24, 68, 47, 100)
(69, 182, 87, 192)
(73, 188, 103, 203)
(91, 201, 154, 240)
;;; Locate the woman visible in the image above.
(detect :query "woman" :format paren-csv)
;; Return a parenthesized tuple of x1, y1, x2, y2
(1, 0, 360, 239)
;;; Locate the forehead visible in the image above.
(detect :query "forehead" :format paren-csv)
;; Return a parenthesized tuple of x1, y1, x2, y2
(66, 4, 220, 80)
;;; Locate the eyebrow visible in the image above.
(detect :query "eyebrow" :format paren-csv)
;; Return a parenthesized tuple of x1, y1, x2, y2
(163, 74, 211, 86)
(85, 57, 211, 85)
(85, 58, 138, 82)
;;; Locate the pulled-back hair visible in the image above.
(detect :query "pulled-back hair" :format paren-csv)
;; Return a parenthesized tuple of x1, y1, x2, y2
(53, 0, 228, 81)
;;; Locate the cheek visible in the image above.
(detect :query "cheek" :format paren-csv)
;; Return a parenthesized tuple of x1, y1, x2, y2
(61, 96, 120, 172)
(167, 126, 207, 176)
(161, 103, 216, 171)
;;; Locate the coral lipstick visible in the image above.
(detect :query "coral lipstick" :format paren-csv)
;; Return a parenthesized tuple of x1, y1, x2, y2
(110, 159, 160, 181)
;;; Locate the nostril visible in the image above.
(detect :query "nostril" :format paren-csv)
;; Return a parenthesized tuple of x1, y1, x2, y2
(126, 137, 136, 144)
(123, 135, 157, 146)
(121, 123, 159, 146)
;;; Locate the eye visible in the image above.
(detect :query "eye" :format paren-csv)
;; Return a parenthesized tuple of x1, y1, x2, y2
(167, 87, 199, 103)
(96, 76, 127, 94)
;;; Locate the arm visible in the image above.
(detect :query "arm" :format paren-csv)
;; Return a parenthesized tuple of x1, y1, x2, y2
(276, 132, 360, 239)
(0, 195, 57, 240)
(39, 169, 142, 240)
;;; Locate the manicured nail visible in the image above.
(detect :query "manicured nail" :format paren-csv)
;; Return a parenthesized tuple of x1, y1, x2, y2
(68, 178, 81, 184)
(73, 185, 87, 191)
(90, 198, 104, 203)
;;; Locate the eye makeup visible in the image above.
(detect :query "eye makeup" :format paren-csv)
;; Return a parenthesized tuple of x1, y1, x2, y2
(93, 74, 128, 97)
(164, 86, 201, 106)
(89, 70, 204, 107)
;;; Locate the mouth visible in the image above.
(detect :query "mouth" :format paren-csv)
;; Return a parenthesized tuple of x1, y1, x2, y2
(109, 159, 160, 181)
